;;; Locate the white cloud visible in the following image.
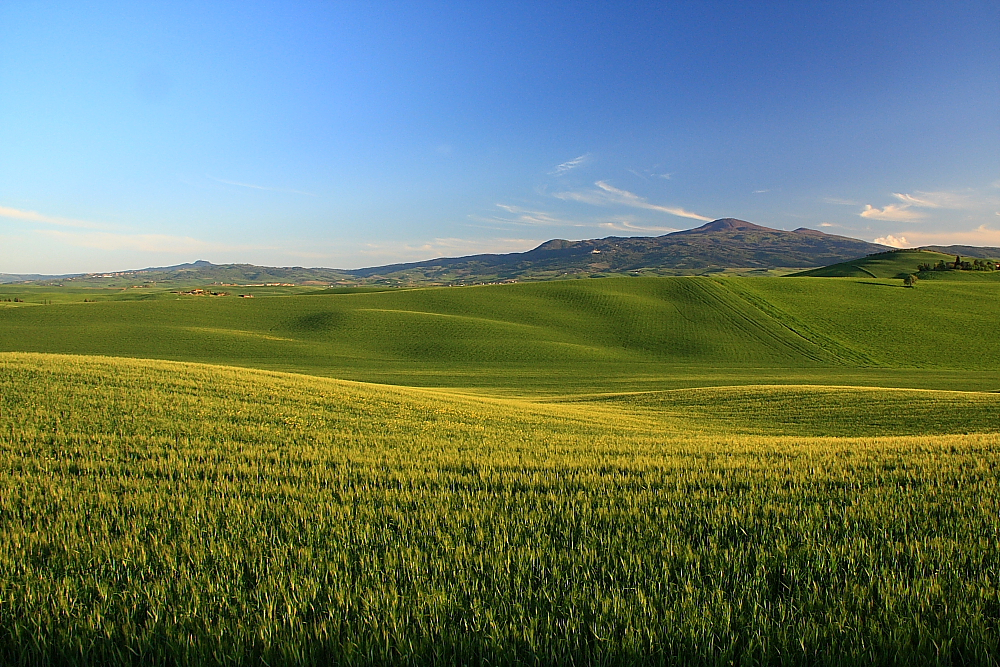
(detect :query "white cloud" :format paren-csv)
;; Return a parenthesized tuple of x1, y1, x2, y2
(891, 190, 979, 209)
(553, 181, 712, 221)
(873, 234, 909, 248)
(208, 176, 316, 196)
(549, 154, 591, 176)
(484, 204, 585, 228)
(890, 225, 1000, 248)
(35, 229, 254, 254)
(0, 205, 110, 230)
(599, 221, 679, 234)
(753, 189, 769, 194)
(892, 192, 942, 208)
(860, 204, 927, 222)
(823, 197, 861, 205)
(358, 237, 540, 261)
(482, 204, 680, 236)
(861, 188, 998, 224)
(819, 222, 835, 227)
(627, 167, 673, 181)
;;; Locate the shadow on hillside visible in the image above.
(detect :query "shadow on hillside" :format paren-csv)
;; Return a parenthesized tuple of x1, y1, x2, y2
(858, 281, 906, 289)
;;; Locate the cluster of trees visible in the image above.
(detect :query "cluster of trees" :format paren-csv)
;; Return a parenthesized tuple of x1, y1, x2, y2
(917, 256, 997, 272)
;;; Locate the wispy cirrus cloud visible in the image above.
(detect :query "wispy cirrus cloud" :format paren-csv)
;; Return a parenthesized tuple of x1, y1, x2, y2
(358, 236, 540, 261)
(549, 154, 591, 176)
(1, 203, 267, 257)
(884, 225, 1000, 248)
(627, 167, 673, 181)
(35, 229, 258, 254)
(208, 176, 317, 196)
(554, 181, 712, 221)
(860, 188, 997, 222)
(860, 204, 927, 222)
(478, 204, 595, 229)
(481, 204, 680, 237)
(890, 190, 980, 210)
(490, 204, 580, 227)
(599, 220, 679, 234)
(892, 192, 942, 208)
(476, 204, 679, 235)
(823, 197, 862, 206)
(0, 205, 111, 230)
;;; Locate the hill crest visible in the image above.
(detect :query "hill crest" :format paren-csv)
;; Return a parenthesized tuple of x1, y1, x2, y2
(676, 218, 771, 233)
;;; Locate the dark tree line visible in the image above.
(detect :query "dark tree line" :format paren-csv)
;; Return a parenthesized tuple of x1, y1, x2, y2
(917, 256, 997, 272)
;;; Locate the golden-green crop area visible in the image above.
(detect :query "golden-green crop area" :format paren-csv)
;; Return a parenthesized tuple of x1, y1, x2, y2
(2, 353, 999, 665)
(3, 276, 1000, 664)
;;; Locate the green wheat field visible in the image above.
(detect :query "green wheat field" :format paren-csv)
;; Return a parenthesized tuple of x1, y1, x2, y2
(1, 276, 999, 664)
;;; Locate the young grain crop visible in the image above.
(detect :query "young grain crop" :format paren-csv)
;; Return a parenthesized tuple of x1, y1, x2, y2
(1, 352, 998, 665)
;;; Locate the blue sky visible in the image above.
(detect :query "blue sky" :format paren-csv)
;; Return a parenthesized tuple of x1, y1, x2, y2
(1, 1, 998, 273)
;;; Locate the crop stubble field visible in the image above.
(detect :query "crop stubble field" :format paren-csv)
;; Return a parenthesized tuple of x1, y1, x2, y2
(1, 276, 999, 664)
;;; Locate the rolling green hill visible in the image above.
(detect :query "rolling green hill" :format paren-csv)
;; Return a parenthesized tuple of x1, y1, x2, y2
(790, 249, 952, 278)
(1, 276, 999, 393)
(791, 248, 1000, 281)
(5, 274, 1000, 664)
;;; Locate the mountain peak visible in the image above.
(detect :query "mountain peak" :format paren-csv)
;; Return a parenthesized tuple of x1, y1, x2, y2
(677, 218, 772, 234)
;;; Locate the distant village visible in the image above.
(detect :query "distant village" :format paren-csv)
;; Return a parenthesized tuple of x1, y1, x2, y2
(176, 284, 295, 298)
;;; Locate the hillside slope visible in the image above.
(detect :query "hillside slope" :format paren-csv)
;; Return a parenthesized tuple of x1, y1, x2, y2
(791, 249, 1000, 281)
(0, 278, 832, 369)
(790, 249, 953, 278)
(1, 277, 999, 393)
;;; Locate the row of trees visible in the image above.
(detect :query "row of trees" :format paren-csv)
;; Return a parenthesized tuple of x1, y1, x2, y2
(916, 256, 997, 272)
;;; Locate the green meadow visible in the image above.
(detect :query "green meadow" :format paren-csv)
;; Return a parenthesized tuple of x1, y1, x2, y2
(2, 276, 999, 391)
(2, 276, 1000, 664)
(791, 250, 955, 278)
(793, 249, 1000, 281)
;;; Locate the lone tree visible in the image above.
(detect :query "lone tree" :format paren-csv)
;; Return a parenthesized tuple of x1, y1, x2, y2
(903, 274, 918, 288)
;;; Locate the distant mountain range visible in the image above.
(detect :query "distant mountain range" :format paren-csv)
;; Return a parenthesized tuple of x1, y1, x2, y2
(919, 245, 1000, 259)
(348, 219, 891, 282)
(6, 218, 995, 286)
(0, 260, 349, 285)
